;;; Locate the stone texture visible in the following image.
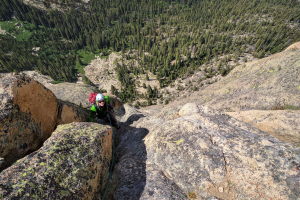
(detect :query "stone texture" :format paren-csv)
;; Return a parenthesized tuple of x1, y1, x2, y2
(111, 104, 300, 200)
(24, 71, 124, 115)
(24, 71, 97, 108)
(57, 100, 89, 125)
(285, 42, 300, 51)
(0, 73, 89, 171)
(0, 74, 58, 170)
(84, 52, 122, 94)
(0, 122, 112, 200)
(21, 0, 90, 11)
(183, 47, 300, 111)
(227, 110, 300, 147)
(178, 102, 199, 116)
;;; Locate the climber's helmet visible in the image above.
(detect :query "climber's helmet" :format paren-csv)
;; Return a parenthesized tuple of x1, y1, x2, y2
(96, 93, 105, 107)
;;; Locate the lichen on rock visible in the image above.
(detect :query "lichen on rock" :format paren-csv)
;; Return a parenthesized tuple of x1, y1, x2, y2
(0, 122, 112, 200)
(0, 73, 89, 171)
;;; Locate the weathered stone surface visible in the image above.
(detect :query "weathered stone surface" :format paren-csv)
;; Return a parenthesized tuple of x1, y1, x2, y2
(285, 42, 300, 51)
(84, 52, 122, 94)
(24, 71, 97, 108)
(21, 0, 90, 11)
(112, 104, 300, 200)
(178, 102, 199, 116)
(24, 71, 124, 115)
(183, 47, 300, 111)
(57, 100, 89, 125)
(0, 73, 58, 170)
(227, 110, 300, 147)
(0, 73, 90, 171)
(0, 122, 112, 200)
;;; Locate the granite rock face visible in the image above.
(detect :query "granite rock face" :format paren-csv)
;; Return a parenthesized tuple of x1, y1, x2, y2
(24, 71, 97, 108)
(227, 110, 300, 147)
(0, 122, 112, 200)
(111, 103, 300, 200)
(0, 74, 58, 170)
(184, 47, 300, 111)
(24, 71, 124, 116)
(0, 73, 88, 171)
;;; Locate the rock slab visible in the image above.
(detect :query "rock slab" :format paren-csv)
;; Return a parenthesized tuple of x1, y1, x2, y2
(112, 104, 300, 200)
(0, 73, 89, 171)
(0, 74, 58, 170)
(0, 122, 112, 200)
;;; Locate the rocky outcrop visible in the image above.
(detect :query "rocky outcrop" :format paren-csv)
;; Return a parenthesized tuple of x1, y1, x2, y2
(84, 52, 122, 94)
(183, 46, 300, 111)
(0, 122, 112, 199)
(0, 74, 58, 170)
(57, 100, 89, 125)
(111, 103, 300, 200)
(24, 70, 125, 118)
(0, 73, 88, 171)
(24, 71, 97, 108)
(285, 42, 300, 51)
(24, 71, 125, 116)
(227, 110, 300, 146)
(21, 0, 90, 11)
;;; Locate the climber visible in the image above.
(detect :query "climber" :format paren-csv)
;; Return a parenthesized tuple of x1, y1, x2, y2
(90, 93, 120, 129)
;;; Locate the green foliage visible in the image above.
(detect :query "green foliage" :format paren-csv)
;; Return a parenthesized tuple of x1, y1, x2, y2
(115, 63, 137, 102)
(50, 80, 64, 84)
(1, 0, 300, 103)
(272, 104, 300, 110)
(75, 49, 98, 75)
(0, 20, 33, 41)
(77, 49, 97, 65)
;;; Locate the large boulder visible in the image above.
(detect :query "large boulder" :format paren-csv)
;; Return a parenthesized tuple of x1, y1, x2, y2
(0, 122, 112, 199)
(57, 100, 89, 125)
(24, 71, 97, 108)
(0, 73, 89, 171)
(0, 74, 58, 170)
(24, 71, 125, 116)
(112, 103, 300, 200)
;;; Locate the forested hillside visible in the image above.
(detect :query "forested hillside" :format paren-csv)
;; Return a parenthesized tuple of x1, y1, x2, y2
(1, 0, 300, 102)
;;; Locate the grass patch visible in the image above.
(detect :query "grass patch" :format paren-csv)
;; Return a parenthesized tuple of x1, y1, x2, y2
(0, 20, 34, 41)
(75, 49, 99, 74)
(0, 20, 16, 32)
(282, 105, 300, 110)
(77, 49, 97, 65)
(75, 49, 111, 75)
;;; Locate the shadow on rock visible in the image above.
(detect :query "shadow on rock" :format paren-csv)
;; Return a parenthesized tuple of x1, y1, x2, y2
(104, 114, 148, 200)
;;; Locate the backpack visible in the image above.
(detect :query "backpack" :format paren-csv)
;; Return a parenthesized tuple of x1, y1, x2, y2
(88, 92, 98, 104)
(89, 93, 111, 105)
